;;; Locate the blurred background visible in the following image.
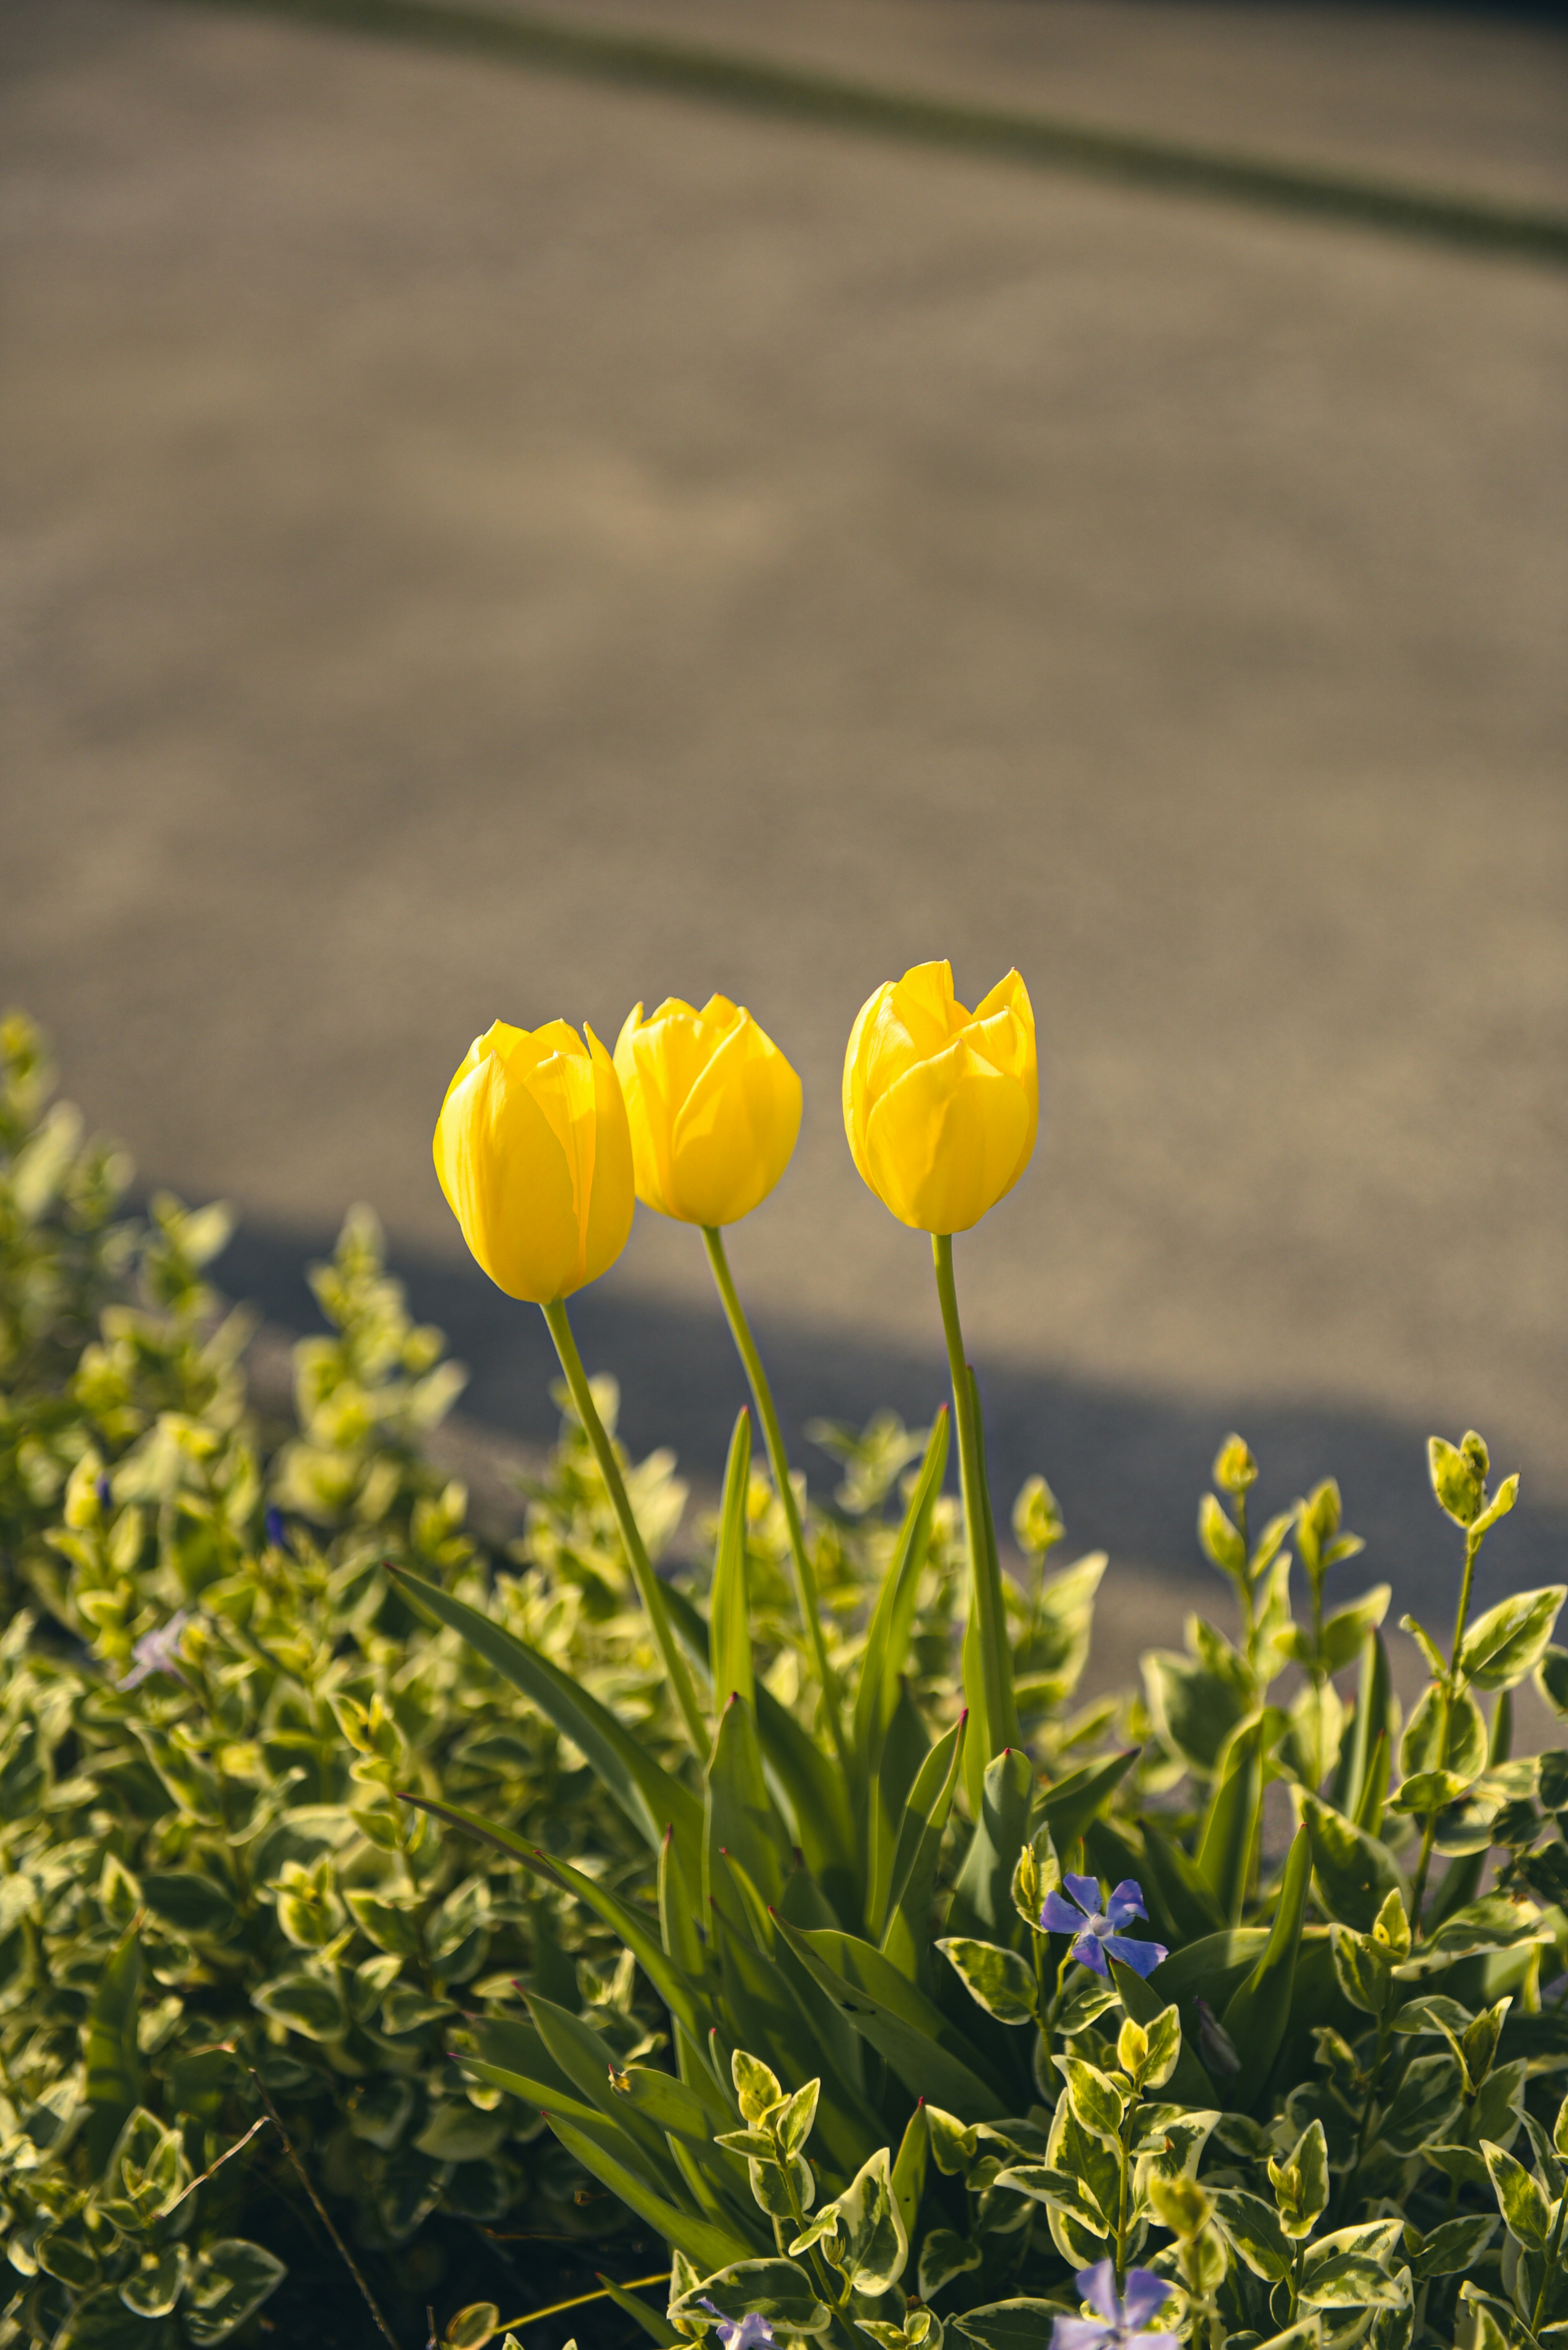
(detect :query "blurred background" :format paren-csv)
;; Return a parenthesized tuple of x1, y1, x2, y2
(3, 0, 1566, 1679)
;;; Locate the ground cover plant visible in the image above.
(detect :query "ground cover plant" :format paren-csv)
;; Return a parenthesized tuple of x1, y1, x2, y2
(405, 974, 1568, 2350)
(4, 971, 1568, 2350)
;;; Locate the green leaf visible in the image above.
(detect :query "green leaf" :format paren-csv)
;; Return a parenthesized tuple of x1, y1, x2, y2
(1400, 1683, 1487, 1783)
(1401, 1613, 1449, 1679)
(1269, 2118, 1330, 2239)
(705, 1691, 790, 1930)
(613, 2065, 722, 2145)
(388, 1567, 702, 1854)
(1199, 1492, 1247, 1576)
(866, 1680, 932, 1941)
(1429, 1436, 1484, 1527)
(792, 2145, 907, 2294)
(1143, 1647, 1248, 1777)
(1137, 1815, 1225, 1942)
(709, 1407, 754, 1717)
(183, 2239, 287, 2346)
(772, 1917, 1009, 2117)
(1220, 1824, 1310, 2100)
(1213, 2187, 1293, 2281)
(1379, 2052, 1462, 2154)
(1536, 1645, 1568, 1719)
(1331, 1925, 1391, 2019)
(1148, 1928, 1270, 2007)
(251, 1969, 348, 2041)
(936, 1937, 1037, 2026)
(953, 2304, 1074, 2350)
(140, 1868, 240, 1940)
(1408, 2214, 1497, 2279)
(917, 2227, 981, 2300)
(947, 1745, 1033, 1945)
(1300, 1793, 1406, 1932)
(82, 1920, 143, 2164)
(596, 2274, 682, 2348)
(118, 2241, 190, 2318)
(672, 2258, 829, 2333)
(1198, 1719, 1264, 1925)
(40, 2283, 149, 2347)
(882, 1712, 968, 1981)
(1336, 1628, 1394, 1830)
(1298, 2218, 1406, 2309)
(1036, 1748, 1140, 1851)
(1481, 2138, 1552, 2247)
(1053, 2054, 1125, 2143)
(995, 2162, 1107, 2235)
(1471, 1472, 1521, 1539)
(1392, 1769, 1473, 1815)
(548, 2110, 753, 2274)
(852, 1408, 949, 1764)
(1320, 1587, 1391, 1675)
(889, 2100, 927, 2243)
(1461, 1587, 1566, 1693)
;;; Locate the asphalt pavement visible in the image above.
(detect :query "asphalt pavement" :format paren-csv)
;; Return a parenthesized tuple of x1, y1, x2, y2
(2, 0, 1565, 1689)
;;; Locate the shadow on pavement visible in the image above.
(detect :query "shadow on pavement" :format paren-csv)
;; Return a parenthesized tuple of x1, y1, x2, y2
(220, 1216, 1566, 1636)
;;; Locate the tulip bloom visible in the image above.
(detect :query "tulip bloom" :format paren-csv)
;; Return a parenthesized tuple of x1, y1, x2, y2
(842, 961, 1036, 1234)
(433, 1019, 633, 1303)
(615, 995, 802, 1229)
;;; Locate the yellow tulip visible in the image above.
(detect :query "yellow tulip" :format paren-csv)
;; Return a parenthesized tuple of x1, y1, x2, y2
(614, 995, 802, 1228)
(842, 961, 1037, 1234)
(433, 1019, 633, 1302)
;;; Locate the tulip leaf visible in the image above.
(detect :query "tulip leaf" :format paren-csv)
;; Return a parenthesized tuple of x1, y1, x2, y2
(851, 1407, 949, 1769)
(881, 1711, 967, 1982)
(709, 1407, 754, 1722)
(866, 1680, 933, 1941)
(526, 1993, 674, 2173)
(82, 1922, 144, 2172)
(1219, 1825, 1311, 2104)
(771, 1916, 1010, 2116)
(545, 2109, 754, 2275)
(947, 1746, 1034, 1946)
(1148, 1929, 1270, 2008)
(1139, 1813, 1226, 1943)
(1036, 1747, 1140, 1852)
(1198, 1719, 1265, 1925)
(666, 1582, 858, 1911)
(388, 1567, 702, 1854)
(706, 1692, 790, 1928)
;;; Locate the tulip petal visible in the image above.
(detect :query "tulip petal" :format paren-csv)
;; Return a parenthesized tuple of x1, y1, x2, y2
(434, 1045, 578, 1302)
(570, 1025, 635, 1293)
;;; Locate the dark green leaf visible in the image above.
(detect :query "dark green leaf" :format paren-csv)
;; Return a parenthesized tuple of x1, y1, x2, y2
(1035, 1748, 1139, 1851)
(1461, 1587, 1566, 1693)
(947, 1745, 1033, 1945)
(882, 1713, 967, 1981)
(139, 1869, 240, 1940)
(852, 1409, 949, 1765)
(1197, 1720, 1264, 1925)
(546, 2109, 752, 2274)
(1220, 1825, 1310, 2100)
(772, 1917, 1009, 2117)
(709, 1407, 753, 1716)
(1409, 2214, 1498, 2279)
(953, 2302, 1074, 2350)
(183, 2239, 287, 2346)
(1300, 1793, 1405, 1932)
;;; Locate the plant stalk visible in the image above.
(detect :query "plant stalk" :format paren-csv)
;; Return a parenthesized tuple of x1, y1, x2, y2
(1412, 1523, 1484, 1933)
(541, 1296, 708, 1756)
(701, 1225, 846, 1768)
(931, 1234, 1017, 1770)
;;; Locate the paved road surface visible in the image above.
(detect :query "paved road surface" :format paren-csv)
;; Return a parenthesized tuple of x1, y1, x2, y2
(2, 0, 1565, 1681)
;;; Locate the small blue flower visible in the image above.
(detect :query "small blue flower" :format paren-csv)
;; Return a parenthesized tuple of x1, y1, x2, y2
(1040, 1875, 1167, 1980)
(1051, 2261, 1179, 2349)
(698, 2303, 775, 2350)
(117, 1610, 195, 1690)
(95, 1473, 113, 1509)
(264, 1507, 287, 1551)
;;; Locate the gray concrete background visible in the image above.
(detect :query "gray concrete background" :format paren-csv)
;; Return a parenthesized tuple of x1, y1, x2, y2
(2, 0, 1566, 1680)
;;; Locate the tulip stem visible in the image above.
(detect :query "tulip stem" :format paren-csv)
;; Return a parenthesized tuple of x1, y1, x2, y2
(932, 1234, 1018, 1779)
(541, 1297, 709, 1757)
(702, 1226, 848, 1771)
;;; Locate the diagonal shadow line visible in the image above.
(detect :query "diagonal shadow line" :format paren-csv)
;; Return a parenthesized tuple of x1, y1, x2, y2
(220, 1215, 1568, 1637)
(160, 0, 1568, 266)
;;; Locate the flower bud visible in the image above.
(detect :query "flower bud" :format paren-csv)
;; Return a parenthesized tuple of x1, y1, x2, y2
(842, 961, 1036, 1234)
(614, 996, 801, 1228)
(433, 1019, 633, 1303)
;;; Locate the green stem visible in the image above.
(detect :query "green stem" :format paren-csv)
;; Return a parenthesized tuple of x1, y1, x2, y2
(1531, 2182, 1566, 2334)
(541, 1297, 707, 1757)
(1114, 2089, 1138, 2292)
(931, 1234, 1017, 1766)
(1414, 1525, 1484, 1935)
(701, 1226, 846, 1768)
(1339, 2008, 1393, 2221)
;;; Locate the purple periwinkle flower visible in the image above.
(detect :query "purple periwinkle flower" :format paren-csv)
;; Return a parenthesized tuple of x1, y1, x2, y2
(698, 2303, 775, 2350)
(264, 1507, 287, 1550)
(95, 1474, 113, 1509)
(1040, 1875, 1168, 1980)
(1051, 2261, 1179, 2350)
(117, 1610, 194, 1690)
